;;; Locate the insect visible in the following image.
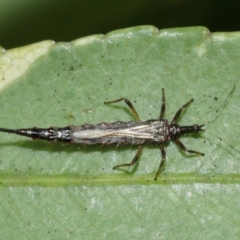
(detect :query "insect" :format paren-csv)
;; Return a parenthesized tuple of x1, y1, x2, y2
(0, 86, 235, 180)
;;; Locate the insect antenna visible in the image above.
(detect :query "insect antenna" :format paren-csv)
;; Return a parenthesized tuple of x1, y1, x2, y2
(204, 84, 235, 127)
(202, 84, 240, 154)
(203, 129, 240, 154)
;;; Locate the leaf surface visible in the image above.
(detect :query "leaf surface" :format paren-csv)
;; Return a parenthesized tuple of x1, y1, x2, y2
(0, 26, 240, 239)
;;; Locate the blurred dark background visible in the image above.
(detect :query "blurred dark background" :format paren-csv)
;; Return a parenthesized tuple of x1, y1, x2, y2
(1, 0, 240, 49)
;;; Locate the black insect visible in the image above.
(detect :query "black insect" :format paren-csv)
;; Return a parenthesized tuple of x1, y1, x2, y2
(0, 86, 235, 180)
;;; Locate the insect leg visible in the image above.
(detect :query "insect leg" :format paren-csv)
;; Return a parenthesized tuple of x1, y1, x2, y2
(171, 99, 194, 123)
(154, 144, 166, 181)
(104, 98, 140, 121)
(175, 139, 204, 155)
(159, 88, 166, 120)
(113, 145, 143, 170)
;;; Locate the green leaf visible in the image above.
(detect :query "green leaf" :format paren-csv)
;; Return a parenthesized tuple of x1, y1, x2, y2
(0, 26, 240, 239)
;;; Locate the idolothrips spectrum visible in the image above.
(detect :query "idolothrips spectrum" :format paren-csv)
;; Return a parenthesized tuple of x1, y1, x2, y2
(0, 85, 236, 180)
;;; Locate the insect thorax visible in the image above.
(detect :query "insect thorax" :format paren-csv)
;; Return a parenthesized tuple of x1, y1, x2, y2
(144, 119, 171, 143)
